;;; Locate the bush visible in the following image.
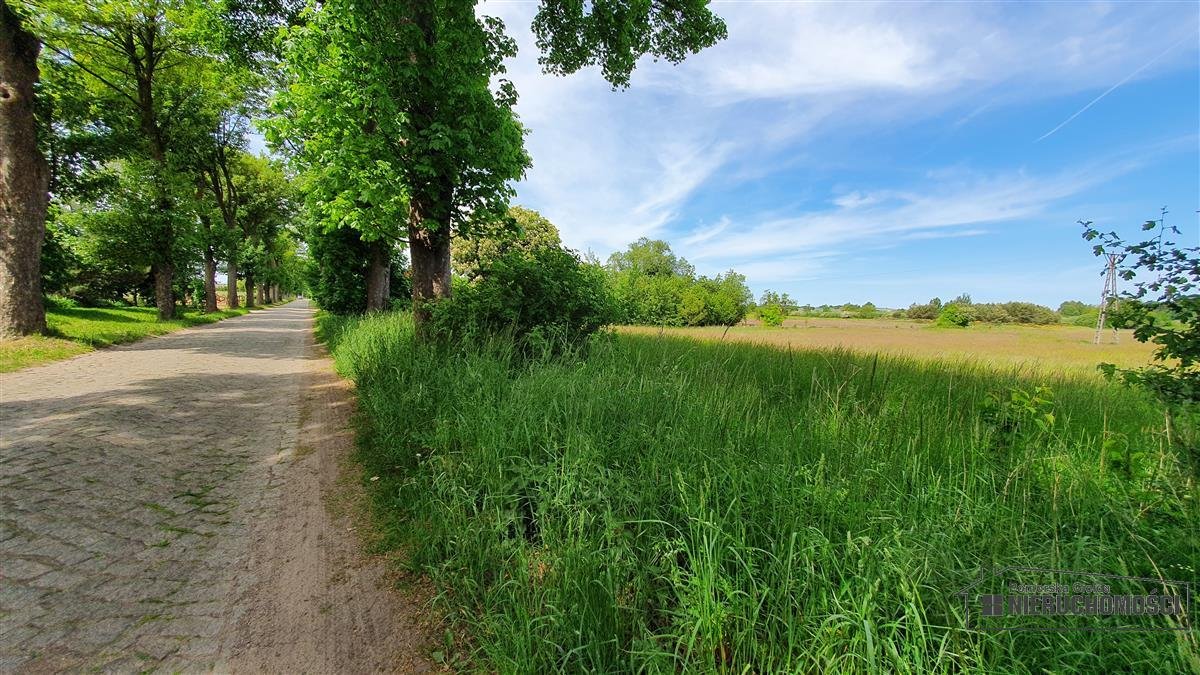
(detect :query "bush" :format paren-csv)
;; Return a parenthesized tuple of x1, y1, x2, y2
(906, 297, 942, 320)
(855, 302, 880, 319)
(936, 303, 972, 327)
(305, 225, 369, 314)
(606, 239, 752, 326)
(431, 246, 614, 352)
(306, 225, 408, 314)
(969, 304, 1009, 323)
(998, 302, 1059, 325)
(1058, 300, 1092, 316)
(758, 304, 785, 327)
(43, 295, 80, 310)
(1069, 310, 1100, 327)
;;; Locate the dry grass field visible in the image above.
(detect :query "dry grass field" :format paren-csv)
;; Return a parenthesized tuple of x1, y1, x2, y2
(622, 318, 1157, 374)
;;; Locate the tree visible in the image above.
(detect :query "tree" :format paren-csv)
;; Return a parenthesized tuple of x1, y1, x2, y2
(0, 1, 49, 336)
(264, 3, 416, 312)
(607, 237, 695, 278)
(197, 115, 251, 309)
(271, 0, 726, 332)
(71, 158, 202, 305)
(29, 0, 224, 319)
(235, 154, 295, 306)
(758, 290, 796, 314)
(452, 206, 562, 281)
(1083, 212, 1199, 405)
(1058, 300, 1091, 316)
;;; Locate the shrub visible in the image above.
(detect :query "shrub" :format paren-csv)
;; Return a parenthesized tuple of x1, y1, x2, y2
(606, 239, 752, 327)
(936, 303, 972, 327)
(969, 304, 1010, 323)
(906, 297, 942, 320)
(758, 304, 784, 327)
(306, 224, 408, 314)
(1069, 310, 1100, 327)
(1058, 300, 1092, 316)
(998, 302, 1059, 325)
(855, 302, 880, 319)
(43, 295, 80, 310)
(305, 225, 369, 314)
(452, 206, 562, 281)
(431, 246, 614, 351)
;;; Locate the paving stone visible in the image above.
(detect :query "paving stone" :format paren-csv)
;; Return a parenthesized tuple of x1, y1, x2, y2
(0, 301, 311, 671)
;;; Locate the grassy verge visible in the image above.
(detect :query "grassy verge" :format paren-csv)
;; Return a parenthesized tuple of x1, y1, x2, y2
(0, 304, 257, 372)
(320, 311, 1198, 673)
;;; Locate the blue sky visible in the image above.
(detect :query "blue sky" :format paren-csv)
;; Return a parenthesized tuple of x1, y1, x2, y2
(482, 0, 1200, 308)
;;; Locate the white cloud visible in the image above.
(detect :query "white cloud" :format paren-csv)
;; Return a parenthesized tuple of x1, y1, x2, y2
(478, 0, 1197, 273)
(901, 228, 990, 241)
(680, 158, 1145, 270)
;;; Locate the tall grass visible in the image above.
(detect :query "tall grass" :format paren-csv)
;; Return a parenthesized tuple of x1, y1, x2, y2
(320, 310, 1198, 673)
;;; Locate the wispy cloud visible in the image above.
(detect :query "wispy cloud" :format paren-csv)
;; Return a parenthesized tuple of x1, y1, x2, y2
(1035, 33, 1195, 142)
(682, 158, 1146, 269)
(477, 0, 1196, 308)
(901, 228, 990, 241)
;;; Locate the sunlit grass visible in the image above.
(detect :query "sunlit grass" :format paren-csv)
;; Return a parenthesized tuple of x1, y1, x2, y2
(0, 305, 252, 373)
(320, 310, 1198, 673)
(625, 318, 1157, 375)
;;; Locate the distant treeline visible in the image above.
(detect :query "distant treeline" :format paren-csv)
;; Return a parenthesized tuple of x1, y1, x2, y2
(751, 292, 1126, 327)
(904, 296, 1061, 325)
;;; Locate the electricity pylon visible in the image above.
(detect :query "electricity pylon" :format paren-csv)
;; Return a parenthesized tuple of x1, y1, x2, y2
(1094, 253, 1121, 345)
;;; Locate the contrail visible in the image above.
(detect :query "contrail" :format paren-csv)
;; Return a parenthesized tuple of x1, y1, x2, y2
(1035, 33, 1193, 143)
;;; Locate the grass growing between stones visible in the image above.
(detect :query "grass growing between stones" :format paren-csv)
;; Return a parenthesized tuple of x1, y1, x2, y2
(319, 310, 1198, 673)
(0, 305, 253, 373)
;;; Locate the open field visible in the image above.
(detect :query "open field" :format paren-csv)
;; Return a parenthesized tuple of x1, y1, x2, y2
(0, 305, 254, 373)
(320, 310, 1197, 673)
(624, 318, 1157, 374)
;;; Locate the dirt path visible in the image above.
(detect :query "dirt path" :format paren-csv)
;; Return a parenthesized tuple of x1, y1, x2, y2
(0, 300, 432, 673)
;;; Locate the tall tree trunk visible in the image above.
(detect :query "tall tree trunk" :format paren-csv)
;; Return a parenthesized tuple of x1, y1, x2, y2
(135, 37, 174, 320)
(226, 259, 239, 308)
(200, 214, 218, 313)
(203, 246, 217, 313)
(152, 261, 173, 319)
(245, 271, 255, 308)
(257, 283, 264, 305)
(365, 238, 391, 312)
(407, 186, 452, 330)
(0, 3, 49, 337)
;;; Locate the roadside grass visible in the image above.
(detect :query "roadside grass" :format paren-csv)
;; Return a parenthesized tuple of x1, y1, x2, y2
(627, 319, 1157, 374)
(0, 304, 254, 373)
(320, 310, 1198, 673)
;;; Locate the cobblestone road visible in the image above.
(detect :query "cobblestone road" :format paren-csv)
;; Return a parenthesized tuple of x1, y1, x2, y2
(1, 301, 315, 672)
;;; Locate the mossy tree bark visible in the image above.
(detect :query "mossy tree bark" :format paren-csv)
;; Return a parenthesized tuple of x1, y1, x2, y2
(0, 2, 49, 338)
